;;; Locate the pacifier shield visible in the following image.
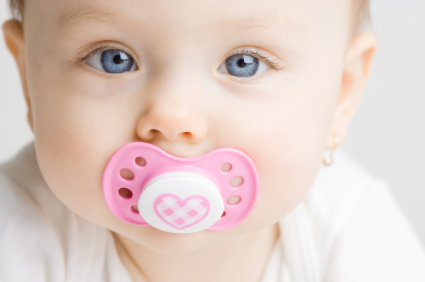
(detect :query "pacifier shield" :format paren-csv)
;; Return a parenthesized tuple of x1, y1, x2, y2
(102, 142, 259, 233)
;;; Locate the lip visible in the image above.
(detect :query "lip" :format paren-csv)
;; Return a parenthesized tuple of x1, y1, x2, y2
(144, 140, 216, 159)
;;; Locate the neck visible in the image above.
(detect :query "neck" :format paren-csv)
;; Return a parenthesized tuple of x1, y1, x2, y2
(114, 223, 280, 282)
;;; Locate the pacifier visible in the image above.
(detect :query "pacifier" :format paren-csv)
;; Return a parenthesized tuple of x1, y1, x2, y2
(102, 142, 259, 234)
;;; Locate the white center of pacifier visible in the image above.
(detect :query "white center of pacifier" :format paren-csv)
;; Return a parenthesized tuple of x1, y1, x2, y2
(138, 172, 224, 234)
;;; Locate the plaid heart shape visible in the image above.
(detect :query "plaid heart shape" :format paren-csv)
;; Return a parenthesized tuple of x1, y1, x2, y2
(153, 194, 210, 230)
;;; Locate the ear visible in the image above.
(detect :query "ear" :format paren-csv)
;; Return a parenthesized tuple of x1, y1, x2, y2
(2, 19, 34, 132)
(327, 32, 378, 149)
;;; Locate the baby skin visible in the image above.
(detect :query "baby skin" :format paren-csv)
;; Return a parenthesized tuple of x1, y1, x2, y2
(2, 0, 377, 281)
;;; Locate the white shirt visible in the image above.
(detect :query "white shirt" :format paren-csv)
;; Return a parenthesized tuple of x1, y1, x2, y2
(1, 141, 424, 282)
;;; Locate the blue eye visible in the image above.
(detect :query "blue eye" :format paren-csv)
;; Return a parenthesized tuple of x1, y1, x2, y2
(85, 49, 137, 73)
(218, 53, 270, 78)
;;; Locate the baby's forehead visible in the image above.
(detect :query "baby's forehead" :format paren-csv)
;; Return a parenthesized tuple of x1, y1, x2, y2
(34, 0, 349, 37)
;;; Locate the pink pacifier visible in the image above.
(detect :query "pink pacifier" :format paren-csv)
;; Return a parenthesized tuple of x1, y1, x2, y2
(102, 142, 259, 234)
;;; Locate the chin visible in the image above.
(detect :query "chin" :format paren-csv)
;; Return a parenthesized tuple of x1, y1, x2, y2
(134, 226, 219, 254)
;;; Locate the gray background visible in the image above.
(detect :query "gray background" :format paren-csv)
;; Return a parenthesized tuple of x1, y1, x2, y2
(1, 1, 424, 245)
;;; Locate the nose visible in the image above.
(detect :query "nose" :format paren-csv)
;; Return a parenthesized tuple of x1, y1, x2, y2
(136, 75, 208, 145)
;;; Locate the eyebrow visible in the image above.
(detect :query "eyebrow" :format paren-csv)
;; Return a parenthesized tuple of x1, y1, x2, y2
(56, 5, 119, 27)
(57, 4, 304, 36)
(203, 14, 305, 35)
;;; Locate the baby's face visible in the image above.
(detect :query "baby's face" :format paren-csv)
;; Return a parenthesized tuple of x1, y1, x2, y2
(20, 0, 351, 252)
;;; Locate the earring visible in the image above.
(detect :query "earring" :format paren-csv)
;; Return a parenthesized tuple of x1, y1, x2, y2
(322, 136, 340, 166)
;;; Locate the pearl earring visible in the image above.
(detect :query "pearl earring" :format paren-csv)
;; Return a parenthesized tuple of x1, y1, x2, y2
(323, 136, 340, 166)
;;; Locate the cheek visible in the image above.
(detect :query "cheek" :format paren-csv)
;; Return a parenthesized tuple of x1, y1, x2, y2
(28, 66, 141, 226)
(33, 106, 121, 224)
(228, 86, 336, 230)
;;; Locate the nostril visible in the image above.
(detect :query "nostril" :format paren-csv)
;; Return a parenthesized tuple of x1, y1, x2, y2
(145, 129, 161, 140)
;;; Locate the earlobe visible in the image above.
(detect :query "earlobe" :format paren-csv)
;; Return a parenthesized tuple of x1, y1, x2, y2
(327, 32, 378, 149)
(2, 19, 34, 132)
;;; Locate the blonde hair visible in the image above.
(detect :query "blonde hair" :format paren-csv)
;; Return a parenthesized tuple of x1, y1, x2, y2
(350, 0, 372, 37)
(8, 0, 371, 35)
(8, 0, 23, 22)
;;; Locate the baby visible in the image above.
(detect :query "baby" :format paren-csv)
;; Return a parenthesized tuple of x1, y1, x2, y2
(1, 0, 425, 281)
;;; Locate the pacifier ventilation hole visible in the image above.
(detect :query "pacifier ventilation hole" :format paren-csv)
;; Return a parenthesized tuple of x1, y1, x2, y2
(229, 176, 244, 187)
(221, 211, 226, 217)
(221, 163, 232, 172)
(131, 205, 139, 213)
(227, 195, 241, 205)
(135, 157, 146, 166)
(118, 188, 133, 199)
(120, 168, 134, 180)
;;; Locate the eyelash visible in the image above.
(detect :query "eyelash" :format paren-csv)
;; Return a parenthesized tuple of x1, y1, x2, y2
(76, 44, 129, 62)
(76, 45, 285, 73)
(226, 48, 285, 72)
